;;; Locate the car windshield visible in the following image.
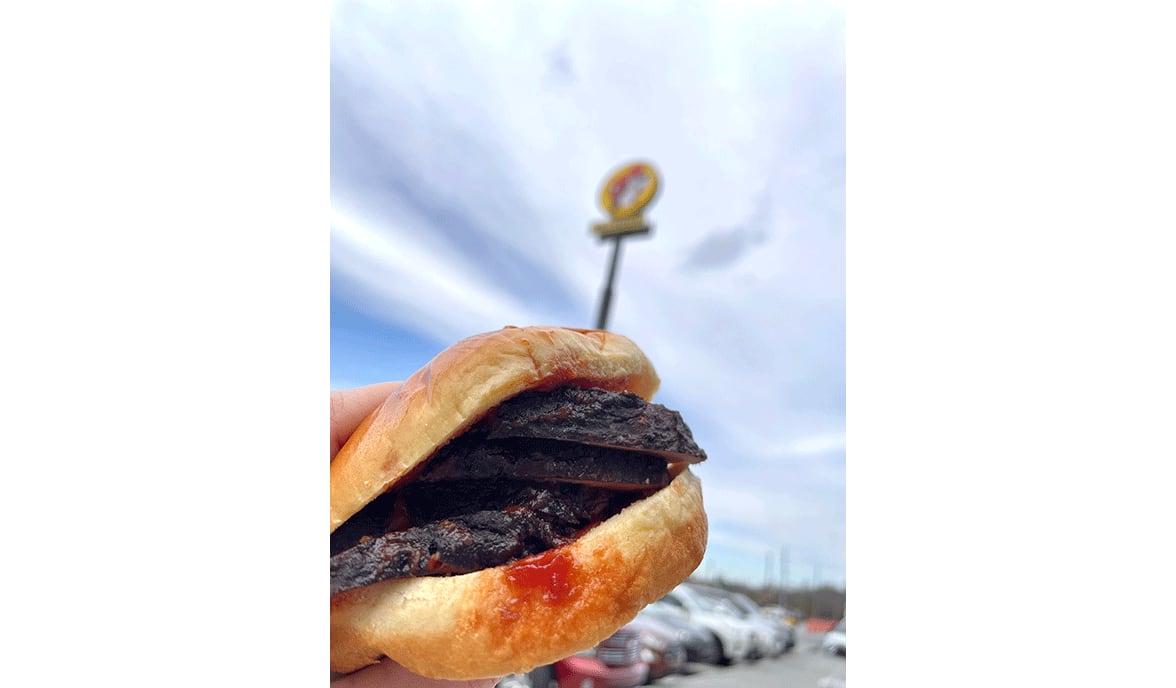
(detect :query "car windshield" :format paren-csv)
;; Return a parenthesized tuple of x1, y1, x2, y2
(730, 595, 759, 616)
(695, 591, 749, 617)
(696, 594, 730, 614)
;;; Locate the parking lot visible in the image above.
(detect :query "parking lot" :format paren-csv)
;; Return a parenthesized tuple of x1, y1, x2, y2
(652, 627, 845, 688)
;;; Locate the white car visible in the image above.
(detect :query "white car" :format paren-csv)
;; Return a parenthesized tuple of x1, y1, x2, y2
(688, 585, 788, 658)
(650, 585, 755, 664)
(723, 590, 793, 656)
(821, 619, 846, 656)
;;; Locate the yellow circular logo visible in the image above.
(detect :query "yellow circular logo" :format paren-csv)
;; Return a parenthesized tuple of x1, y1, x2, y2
(599, 162, 660, 219)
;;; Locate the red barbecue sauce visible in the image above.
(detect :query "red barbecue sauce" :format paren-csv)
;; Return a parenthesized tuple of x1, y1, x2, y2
(498, 550, 581, 622)
(505, 550, 577, 604)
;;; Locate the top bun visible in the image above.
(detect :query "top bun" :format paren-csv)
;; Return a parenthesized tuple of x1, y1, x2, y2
(330, 326, 661, 532)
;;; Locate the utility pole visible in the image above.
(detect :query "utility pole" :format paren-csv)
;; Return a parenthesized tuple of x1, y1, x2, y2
(811, 565, 821, 618)
(589, 162, 659, 330)
(779, 546, 789, 607)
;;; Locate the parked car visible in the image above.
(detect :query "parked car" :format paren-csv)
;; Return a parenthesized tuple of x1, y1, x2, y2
(556, 654, 647, 688)
(762, 606, 805, 627)
(686, 585, 786, 659)
(726, 591, 796, 654)
(636, 606, 723, 665)
(558, 624, 649, 688)
(494, 624, 650, 688)
(653, 585, 754, 664)
(821, 618, 846, 657)
(496, 665, 555, 688)
(624, 614, 688, 680)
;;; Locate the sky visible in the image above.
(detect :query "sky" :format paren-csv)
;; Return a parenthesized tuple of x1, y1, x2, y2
(330, 0, 845, 590)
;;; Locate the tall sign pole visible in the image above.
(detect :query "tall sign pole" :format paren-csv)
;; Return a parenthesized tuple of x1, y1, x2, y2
(590, 161, 661, 330)
(596, 235, 625, 330)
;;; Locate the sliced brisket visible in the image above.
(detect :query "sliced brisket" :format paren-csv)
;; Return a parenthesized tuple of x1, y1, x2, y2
(482, 387, 706, 463)
(329, 481, 637, 596)
(416, 436, 670, 490)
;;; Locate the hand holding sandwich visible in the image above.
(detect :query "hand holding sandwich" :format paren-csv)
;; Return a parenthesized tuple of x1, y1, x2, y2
(332, 382, 500, 688)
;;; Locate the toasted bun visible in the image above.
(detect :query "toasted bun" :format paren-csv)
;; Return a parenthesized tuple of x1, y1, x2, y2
(331, 326, 661, 532)
(331, 468, 707, 678)
(330, 326, 706, 678)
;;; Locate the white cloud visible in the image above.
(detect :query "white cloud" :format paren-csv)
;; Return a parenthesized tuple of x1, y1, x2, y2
(785, 431, 848, 456)
(330, 206, 553, 342)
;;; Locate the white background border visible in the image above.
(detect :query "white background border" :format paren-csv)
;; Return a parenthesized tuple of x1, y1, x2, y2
(4, 1, 1175, 685)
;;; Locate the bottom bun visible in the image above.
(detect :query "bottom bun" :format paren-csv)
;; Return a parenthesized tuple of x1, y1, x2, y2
(330, 468, 707, 679)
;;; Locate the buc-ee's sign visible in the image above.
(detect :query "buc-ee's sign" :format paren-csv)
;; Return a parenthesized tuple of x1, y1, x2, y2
(592, 162, 660, 238)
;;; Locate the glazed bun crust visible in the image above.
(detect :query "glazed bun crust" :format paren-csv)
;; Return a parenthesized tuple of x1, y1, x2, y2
(331, 326, 661, 532)
(330, 326, 706, 679)
(330, 468, 707, 678)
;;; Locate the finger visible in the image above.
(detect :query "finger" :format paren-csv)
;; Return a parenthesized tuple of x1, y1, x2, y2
(331, 658, 500, 688)
(330, 381, 402, 460)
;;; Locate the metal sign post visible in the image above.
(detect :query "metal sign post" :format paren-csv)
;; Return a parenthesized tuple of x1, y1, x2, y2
(595, 235, 624, 330)
(590, 161, 661, 331)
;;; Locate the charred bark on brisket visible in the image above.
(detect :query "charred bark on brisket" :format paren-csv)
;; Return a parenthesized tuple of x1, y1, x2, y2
(330, 482, 640, 596)
(417, 436, 670, 489)
(482, 387, 706, 463)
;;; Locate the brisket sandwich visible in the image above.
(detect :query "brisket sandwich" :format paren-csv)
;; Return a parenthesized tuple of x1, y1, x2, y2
(330, 326, 708, 679)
